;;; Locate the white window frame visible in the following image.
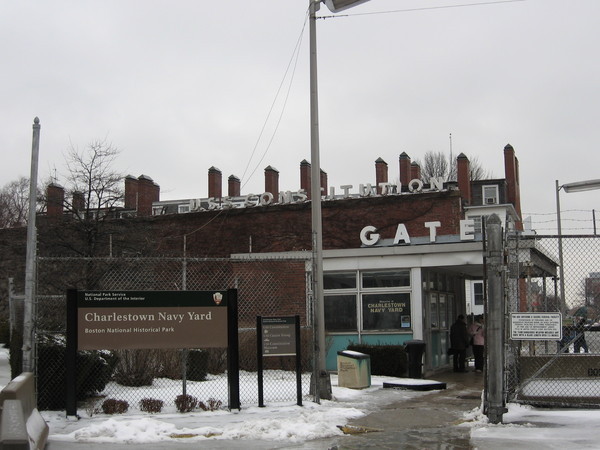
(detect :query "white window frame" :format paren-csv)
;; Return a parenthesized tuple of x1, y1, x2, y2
(482, 185, 499, 205)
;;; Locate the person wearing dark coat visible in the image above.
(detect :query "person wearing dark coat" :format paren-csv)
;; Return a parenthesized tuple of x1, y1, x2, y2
(450, 314, 470, 372)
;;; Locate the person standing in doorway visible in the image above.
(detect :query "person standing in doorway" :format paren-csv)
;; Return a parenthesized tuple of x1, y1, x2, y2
(450, 314, 470, 372)
(469, 315, 485, 372)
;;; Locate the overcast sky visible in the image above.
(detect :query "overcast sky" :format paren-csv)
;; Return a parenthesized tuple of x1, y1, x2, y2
(2, 0, 599, 233)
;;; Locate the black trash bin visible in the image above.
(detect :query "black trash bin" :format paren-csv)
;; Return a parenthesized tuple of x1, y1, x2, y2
(405, 340, 426, 378)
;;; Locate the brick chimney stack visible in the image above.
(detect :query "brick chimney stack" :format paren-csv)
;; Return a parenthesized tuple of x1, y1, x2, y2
(456, 153, 471, 206)
(300, 160, 311, 199)
(72, 191, 84, 212)
(504, 143, 522, 230)
(124, 175, 138, 210)
(264, 166, 279, 195)
(208, 167, 222, 199)
(137, 175, 160, 216)
(399, 152, 411, 190)
(375, 157, 388, 194)
(46, 183, 64, 218)
(320, 169, 327, 198)
(411, 162, 421, 182)
(228, 175, 241, 197)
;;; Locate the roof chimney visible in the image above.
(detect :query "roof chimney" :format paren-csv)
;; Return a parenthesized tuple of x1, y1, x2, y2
(504, 143, 522, 230)
(300, 160, 311, 199)
(456, 153, 471, 206)
(72, 191, 84, 212)
(320, 169, 327, 198)
(46, 183, 64, 218)
(228, 175, 241, 197)
(124, 175, 138, 210)
(265, 166, 279, 195)
(411, 162, 421, 182)
(208, 166, 222, 199)
(399, 152, 411, 190)
(137, 175, 160, 216)
(375, 157, 388, 194)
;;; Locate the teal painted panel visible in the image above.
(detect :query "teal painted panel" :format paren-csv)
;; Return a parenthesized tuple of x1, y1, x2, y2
(327, 335, 359, 371)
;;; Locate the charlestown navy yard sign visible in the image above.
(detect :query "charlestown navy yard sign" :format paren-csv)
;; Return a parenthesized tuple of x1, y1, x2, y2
(77, 290, 229, 350)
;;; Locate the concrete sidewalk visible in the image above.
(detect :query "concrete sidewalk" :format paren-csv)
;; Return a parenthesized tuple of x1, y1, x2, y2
(303, 369, 484, 449)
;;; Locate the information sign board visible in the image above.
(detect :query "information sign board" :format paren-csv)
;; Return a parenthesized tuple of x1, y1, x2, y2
(510, 312, 562, 340)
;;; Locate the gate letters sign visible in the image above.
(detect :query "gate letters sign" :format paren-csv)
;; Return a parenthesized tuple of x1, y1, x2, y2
(77, 290, 228, 350)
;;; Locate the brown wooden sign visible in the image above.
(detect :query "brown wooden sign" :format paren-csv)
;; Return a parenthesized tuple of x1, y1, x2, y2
(77, 290, 228, 350)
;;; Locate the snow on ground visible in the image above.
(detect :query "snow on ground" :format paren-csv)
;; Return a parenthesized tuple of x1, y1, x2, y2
(43, 374, 430, 445)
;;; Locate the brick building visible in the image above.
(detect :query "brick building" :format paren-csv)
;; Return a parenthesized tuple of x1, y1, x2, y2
(27, 143, 538, 372)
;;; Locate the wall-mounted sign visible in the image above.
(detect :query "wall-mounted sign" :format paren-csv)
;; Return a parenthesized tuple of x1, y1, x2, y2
(510, 312, 562, 340)
(77, 290, 229, 350)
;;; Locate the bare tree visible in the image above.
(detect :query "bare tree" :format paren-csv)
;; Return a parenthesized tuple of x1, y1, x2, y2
(0, 177, 33, 228)
(58, 140, 124, 256)
(416, 151, 492, 182)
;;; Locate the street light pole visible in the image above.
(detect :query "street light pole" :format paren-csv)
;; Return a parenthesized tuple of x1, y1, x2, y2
(308, 0, 370, 402)
(309, 0, 330, 402)
(555, 180, 566, 315)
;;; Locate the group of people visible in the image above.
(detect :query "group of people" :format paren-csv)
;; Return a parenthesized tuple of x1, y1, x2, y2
(449, 314, 485, 373)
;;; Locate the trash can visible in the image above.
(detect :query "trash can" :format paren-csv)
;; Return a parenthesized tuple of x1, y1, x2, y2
(337, 350, 371, 389)
(405, 340, 426, 379)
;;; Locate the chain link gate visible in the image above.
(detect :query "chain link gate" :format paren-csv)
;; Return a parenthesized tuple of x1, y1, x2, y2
(504, 234, 600, 407)
(34, 255, 314, 413)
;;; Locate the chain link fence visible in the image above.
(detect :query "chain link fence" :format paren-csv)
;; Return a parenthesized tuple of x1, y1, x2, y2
(505, 234, 600, 407)
(34, 256, 314, 413)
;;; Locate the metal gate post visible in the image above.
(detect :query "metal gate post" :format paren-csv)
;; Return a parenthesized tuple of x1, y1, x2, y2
(485, 214, 508, 423)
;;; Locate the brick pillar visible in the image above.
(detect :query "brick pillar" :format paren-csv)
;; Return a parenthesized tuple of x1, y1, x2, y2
(504, 144, 522, 230)
(72, 192, 84, 212)
(320, 169, 327, 198)
(300, 160, 311, 199)
(46, 183, 64, 218)
(208, 167, 222, 199)
(399, 152, 411, 190)
(124, 175, 138, 210)
(375, 157, 388, 194)
(264, 166, 279, 195)
(137, 175, 159, 216)
(228, 175, 241, 197)
(457, 153, 471, 206)
(411, 162, 421, 182)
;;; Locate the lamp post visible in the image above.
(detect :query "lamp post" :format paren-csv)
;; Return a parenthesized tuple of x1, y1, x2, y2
(309, 0, 369, 401)
(555, 178, 600, 313)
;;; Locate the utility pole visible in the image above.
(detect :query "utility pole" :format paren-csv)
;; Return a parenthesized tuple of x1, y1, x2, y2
(23, 117, 41, 373)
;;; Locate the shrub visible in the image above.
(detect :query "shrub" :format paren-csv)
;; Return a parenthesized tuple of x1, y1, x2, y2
(175, 394, 198, 413)
(37, 334, 117, 410)
(346, 344, 407, 377)
(101, 398, 129, 414)
(198, 397, 222, 412)
(113, 349, 161, 386)
(139, 398, 164, 413)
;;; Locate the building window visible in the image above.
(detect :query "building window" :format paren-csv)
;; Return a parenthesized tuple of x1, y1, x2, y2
(324, 295, 357, 331)
(178, 204, 190, 214)
(324, 269, 412, 333)
(482, 185, 499, 205)
(324, 272, 357, 290)
(362, 293, 411, 330)
(362, 270, 410, 288)
(473, 281, 484, 305)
